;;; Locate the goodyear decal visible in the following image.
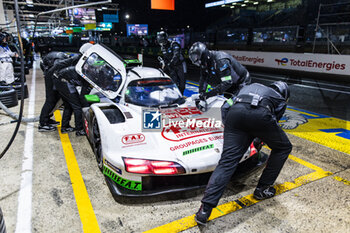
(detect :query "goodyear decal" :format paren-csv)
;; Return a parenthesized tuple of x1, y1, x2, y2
(183, 144, 214, 156)
(103, 166, 142, 191)
(282, 107, 350, 154)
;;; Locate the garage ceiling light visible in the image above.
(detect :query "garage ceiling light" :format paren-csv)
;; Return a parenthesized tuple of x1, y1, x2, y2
(254, 1, 259, 5)
(26, 0, 33, 4)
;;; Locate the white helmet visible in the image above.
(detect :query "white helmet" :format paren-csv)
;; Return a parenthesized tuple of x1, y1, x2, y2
(79, 43, 93, 54)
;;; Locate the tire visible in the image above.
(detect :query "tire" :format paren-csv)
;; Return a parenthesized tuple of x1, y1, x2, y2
(12, 83, 28, 100)
(0, 207, 7, 233)
(1, 83, 29, 100)
(0, 87, 18, 108)
(92, 117, 103, 171)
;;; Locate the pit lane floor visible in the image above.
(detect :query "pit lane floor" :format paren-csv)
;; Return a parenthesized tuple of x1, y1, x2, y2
(0, 62, 349, 233)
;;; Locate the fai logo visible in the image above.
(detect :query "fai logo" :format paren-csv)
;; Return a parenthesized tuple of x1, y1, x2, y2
(122, 134, 145, 145)
(143, 110, 161, 129)
(275, 58, 288, 66)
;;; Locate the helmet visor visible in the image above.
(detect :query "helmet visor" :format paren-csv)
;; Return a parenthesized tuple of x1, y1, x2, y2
(189, 53, 201, 66)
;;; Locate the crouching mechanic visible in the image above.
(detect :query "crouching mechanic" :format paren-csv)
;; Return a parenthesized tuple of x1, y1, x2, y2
(38, 51, 70, 131)
(195, 81, 293, 226)
(157, 31, 186, 94)
(46, 43, 93, 136)
(0, 32, 18, 85)
(189, 42, 250, 106)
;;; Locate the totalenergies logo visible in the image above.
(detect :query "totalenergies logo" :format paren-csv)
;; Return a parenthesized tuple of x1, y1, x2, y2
(275, 58, 288, 66)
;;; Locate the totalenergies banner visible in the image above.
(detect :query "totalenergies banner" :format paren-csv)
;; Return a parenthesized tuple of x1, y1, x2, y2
(224, 50, 350, 76)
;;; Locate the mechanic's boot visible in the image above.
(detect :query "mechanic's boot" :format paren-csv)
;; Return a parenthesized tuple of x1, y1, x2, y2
(75, 129, 86, 136)
(253, 186, 276, 200)
(48, 119, 60, 126)
(38, 124, 56, 132)
(195, 204, 213, 226)
(61, 126, 75, 134)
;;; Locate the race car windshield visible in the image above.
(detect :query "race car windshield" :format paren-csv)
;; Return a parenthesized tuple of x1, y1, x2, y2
(125, 78, 185, 107)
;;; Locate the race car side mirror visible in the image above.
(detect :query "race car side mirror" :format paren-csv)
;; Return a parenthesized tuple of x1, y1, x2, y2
(85, 94, 100, 103)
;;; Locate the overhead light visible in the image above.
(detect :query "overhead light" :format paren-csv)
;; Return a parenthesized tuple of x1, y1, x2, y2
(230, 6, 235, 8)
(97, 9, 102, 11)
(242, 4, 247, 6)
(244, 0, 249, 2)
(26, 0, 33, 4)
(221, 4, 226, 7)
(253, 1, 259, 4)
(267, 0, 274, 2)
(125, 14, 130, 19)
(27, 4, 34, 7)
(101, 6, 108, 10)
(187, 25, 190, 28)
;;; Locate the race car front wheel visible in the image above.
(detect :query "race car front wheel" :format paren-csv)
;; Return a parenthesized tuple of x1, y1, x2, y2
(92, 118, 103, 171)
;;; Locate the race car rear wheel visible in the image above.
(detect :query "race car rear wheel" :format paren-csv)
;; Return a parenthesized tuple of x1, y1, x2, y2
(92, 118, 103, 171)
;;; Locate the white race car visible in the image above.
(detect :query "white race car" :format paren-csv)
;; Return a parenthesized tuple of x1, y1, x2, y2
(75, 44, 267, 197)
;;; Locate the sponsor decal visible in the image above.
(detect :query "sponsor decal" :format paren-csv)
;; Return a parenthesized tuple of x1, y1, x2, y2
(275, 58, 288, 66)
(162, 118, 223, 142)
(104, 159, 122, 174)
(122, 133, 145, 145)
(84, 119, 89, 135)
(279, 110, 308, 130)
(160, 107, 202, 119)
(275, 58, 346, 71)
(103, 166, 142, 191)
(170, 135, 224, 151)
(232, 55, 265, 64)
(183, 144, 214, 156)
(143, 110, 161, 129)
(170, 138, 208, 151)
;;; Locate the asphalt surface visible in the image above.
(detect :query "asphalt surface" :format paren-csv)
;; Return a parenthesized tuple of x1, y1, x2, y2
(0, 58, 349, 233)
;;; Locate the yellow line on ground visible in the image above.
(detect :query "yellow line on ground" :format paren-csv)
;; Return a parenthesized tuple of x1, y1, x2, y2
(186, 81, 199, 86)
(144, 155, 332, 233)
(54, 111, 101, 233)
(333, 176, 350, 186)
(286, 107, 320, 117)
(288, 154, 325, 172)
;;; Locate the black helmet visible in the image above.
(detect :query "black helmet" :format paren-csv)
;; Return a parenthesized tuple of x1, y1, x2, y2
(3, 32, 12, 42)
(0, 33, 6, 42)
(156, 31, 168, 46)
(189, 42, 210, 67)
(269, 81, 290, 100)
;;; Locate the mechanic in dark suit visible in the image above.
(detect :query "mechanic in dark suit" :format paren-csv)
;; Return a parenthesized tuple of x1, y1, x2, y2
(157, 31, 186, 94)
(38, 51, 69, 132)
(46, 43, 93, 136)
(195, 81, 293, 226)
(189, 42, 251, 101)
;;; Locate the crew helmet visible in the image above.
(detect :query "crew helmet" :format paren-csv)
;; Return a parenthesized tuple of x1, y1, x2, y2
(189, 42, 210, 67)
(269, 81, 290, 100)
(156, 31, 168, 46)
(0, 33, 7, 42)
(79, 42, 93, 54)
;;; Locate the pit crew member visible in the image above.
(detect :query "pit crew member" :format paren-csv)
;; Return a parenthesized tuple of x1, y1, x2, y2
(38, 51, 70, 132)
(195, 81, 293, 226)
(0, 32, 17, 85)
(157, 31, 186, 94)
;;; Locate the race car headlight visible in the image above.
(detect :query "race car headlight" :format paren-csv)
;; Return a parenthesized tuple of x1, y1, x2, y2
(123, 158, 185, 175)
